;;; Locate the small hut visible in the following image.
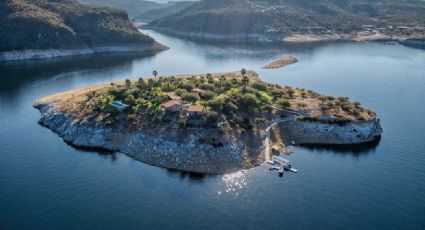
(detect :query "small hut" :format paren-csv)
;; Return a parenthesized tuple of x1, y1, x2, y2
(161, 100, 181, 113)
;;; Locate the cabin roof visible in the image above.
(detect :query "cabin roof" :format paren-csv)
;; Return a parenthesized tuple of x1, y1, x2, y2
(161, 100, 180, 108)
(187, 105, 204, 112)
(167, 92, 181, 100)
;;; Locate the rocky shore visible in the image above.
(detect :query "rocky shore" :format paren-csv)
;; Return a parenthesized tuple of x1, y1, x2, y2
(34, 102, 265, 174)
(0, 43, 168, 62)
(273, 119, 382, 145)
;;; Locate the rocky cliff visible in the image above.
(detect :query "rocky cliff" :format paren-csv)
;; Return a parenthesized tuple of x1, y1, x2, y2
(274, 119, 382, 145)
(34, 102, 266, 174)
(0, 0, 168, 61)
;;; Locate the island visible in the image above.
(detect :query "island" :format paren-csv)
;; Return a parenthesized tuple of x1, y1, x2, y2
(263, 56, 298, 69)
(34, 70, 383, 174)
(0, 0, 168, 61)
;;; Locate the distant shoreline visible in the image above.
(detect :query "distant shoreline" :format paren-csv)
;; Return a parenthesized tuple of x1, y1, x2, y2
(0, 43, 168, 62)
(145, 26, 425, 49)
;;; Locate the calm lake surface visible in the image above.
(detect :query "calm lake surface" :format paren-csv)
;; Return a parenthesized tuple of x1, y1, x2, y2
(1, 30, 424, 229)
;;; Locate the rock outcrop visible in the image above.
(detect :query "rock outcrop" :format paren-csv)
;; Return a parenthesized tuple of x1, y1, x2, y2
(35, 103, 266, 174)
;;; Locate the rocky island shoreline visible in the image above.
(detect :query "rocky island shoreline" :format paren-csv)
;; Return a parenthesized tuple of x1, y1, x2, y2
(34, 71, 382, 174)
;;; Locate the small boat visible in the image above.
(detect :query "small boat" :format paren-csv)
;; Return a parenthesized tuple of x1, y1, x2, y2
(267, 160, 275, 165)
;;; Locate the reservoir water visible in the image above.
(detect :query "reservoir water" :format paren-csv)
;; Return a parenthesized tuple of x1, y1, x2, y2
(1, 30, 424, 229)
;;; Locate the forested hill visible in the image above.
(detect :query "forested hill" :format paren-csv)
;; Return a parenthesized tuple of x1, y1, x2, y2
(0, 0, 161, 52)
(149, 0, 425, 36)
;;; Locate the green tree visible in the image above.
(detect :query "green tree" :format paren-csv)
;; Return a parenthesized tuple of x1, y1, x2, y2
(241, 68, 247, 77)
(238, 93, 259, 113)
(152, 70, 158, 81)
(200, 91, 216, 100)
(125, 79, 131, 88)
(182, 92, 200, 103)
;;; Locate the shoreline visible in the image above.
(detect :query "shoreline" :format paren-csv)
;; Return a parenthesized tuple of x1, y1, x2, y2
(0, 42, 169, 62)
(144, 27, 425, 49)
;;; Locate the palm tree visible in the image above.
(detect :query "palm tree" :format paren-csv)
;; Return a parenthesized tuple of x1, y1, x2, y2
(152, 70, 158, 81)
(241, 68, 247, 77)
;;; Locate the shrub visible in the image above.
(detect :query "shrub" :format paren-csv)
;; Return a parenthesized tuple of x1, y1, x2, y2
(206, 111, 219, 126)
(224, 101, 239, 113)
(287, 88, 296, 98)
(200, 91, 216, 100)
(181, 92, 200, 103)
(199, 83, 215, 91)
(245, 87, 258, 95)
(252, 81, 268, 91)
(257, 91, 273, 104)
(208, 98, 224, 112)
(276, 99, 291, 108)
(174, 89, 187, 96)
(238, 93, 259, 112)
(178, 82, 194, 91)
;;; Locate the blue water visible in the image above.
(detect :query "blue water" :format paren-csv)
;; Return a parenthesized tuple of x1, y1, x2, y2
(1, 30, 424, 229)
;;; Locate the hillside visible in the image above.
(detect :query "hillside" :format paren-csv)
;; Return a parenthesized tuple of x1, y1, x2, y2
(77, 0, 163, 18)
(149, 0, 425, 42)
(137, 1, 196, 22)
(0, 0, 167, 58)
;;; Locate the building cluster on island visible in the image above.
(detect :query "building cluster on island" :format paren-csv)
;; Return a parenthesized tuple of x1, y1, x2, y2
(161, 91, 205, 118)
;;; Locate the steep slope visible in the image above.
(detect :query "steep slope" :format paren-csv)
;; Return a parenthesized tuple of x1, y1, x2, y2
(149, 0, 425, 42)
(137, 1, 196, 22)
(0, 0, 167, 60)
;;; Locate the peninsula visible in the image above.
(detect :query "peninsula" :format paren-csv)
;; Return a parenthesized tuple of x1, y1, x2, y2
(0, 0, 168, 61)
(34, 71, 382, 174)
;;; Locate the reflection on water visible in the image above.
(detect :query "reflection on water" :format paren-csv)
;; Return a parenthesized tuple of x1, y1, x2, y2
(166, 169, 207, 182)
(298, 136, 382, 156)
(0, 52, 156, 94)
(219, 171, 248, 196)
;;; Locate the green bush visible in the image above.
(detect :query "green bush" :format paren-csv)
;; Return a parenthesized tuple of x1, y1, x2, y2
(276, 99, 291, 108)
(181, 92, 200, 103)
(199, 83, 215, 91)
(200, 91, 216, 100)
(178, 82, 194, 91)
(206, 111, 219, 125)
(238, 93, 259, 112)
(252, 81, 268, 91)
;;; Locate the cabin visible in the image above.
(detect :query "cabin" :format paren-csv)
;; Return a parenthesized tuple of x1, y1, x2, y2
(167, 92, 181, 101)
(186, 105, 204, 118)
(161, 100, 181, 113)
(109, 101, 129, 111)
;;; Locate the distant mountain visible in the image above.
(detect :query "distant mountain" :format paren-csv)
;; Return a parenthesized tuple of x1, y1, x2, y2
(137, 1, 196, 22)
(77, 0, 163, 18)
(149, 0, 425, 41)
(0, 0, 167, 60)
